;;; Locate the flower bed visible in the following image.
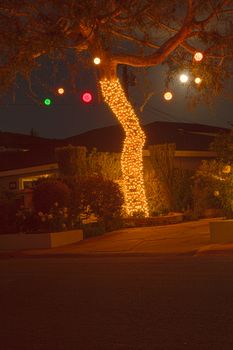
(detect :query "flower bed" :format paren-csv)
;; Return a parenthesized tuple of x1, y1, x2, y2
(123, 212, 184, 228)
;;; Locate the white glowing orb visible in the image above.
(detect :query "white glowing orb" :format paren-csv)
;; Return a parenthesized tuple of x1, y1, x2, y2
(93, 57, 101, 65)
(164, 91, 173, 101)
(179, 74, 189, 83)
(194, 52, 203, 62)
(194, 77, 202, 84)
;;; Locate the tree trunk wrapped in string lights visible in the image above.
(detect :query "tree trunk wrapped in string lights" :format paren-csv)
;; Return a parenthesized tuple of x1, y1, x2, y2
(100, 78, 149, 217)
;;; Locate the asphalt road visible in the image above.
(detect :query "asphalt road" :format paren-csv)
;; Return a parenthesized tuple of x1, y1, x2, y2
(1, 256, 233, 350)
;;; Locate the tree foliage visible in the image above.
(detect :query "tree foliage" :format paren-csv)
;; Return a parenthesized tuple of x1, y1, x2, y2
(210, 129, 233, 163)
(193, 159, 225, 216)
(1, 0, 233, 101)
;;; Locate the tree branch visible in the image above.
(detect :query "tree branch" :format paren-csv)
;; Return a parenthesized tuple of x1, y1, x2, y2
(195, 0, 232, 27)
(110, 29, 160, 49)
(112, 20, 193, 67)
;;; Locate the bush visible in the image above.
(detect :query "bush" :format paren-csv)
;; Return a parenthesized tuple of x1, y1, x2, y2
(16, 207, 39, 233)
(82, 217, 124, 239)
(172, 168, 194, 212)
(80, 176, 124, 221)
(62, 176, 84, 219)
(64, 176, 124, 223)
(0, 190, 18, 234)
(82, 221, 106, 239)
(33, 178, 71, 213)
(55, 145, 88, 177)
(192, 159, 233, 219)
(218, 170, 233, 219)
(193, 160, 223, 217)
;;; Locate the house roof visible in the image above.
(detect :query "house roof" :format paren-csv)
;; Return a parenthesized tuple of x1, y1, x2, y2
(0, 121, 229, 171)
(65, 121, 228, 152)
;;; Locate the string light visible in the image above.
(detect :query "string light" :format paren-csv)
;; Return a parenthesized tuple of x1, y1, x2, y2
(163, 91, 173, 101)
(100, 78, 149, 217)
(93, 57, 101, 65)
(194, 52, 203, 62)
(222, 165, 231, 174)
(194, 77, 202, 84)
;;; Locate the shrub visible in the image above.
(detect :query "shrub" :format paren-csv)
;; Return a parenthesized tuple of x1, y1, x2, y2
(16, 207, 39, 233)
(208, 131, 233, 218)
(80, 177, 124, 221)
(144, 158, 170, 215)
(172, 168, 194, 212)
(0, 190, 18, 234)
(218, 169, 233, 219)
(62, 176, 84, 218)
(149, 144, 176, 211)
(82, 221, 106, 239)
(193, 160, 224, 217)
(55, 145, 88, 177)
(64, 176, 124, 222)
(33, 178, 71, 213)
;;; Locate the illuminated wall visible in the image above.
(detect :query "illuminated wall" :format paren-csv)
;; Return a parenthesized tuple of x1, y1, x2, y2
(100, 78, 149, 217)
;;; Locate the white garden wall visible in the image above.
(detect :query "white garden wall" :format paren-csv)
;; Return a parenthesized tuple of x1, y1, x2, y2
(0, 229, 83, 250)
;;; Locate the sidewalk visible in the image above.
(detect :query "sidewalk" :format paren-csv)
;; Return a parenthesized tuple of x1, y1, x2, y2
(2, 218, 233, 258)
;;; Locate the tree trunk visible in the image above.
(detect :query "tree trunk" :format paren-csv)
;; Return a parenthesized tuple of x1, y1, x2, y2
(100, 77, 149, 217)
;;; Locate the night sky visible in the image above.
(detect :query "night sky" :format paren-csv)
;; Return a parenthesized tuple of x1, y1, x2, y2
(1, 64, 233, 139)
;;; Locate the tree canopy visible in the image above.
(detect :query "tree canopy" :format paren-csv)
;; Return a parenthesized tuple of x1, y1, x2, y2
(1, 0, 233, 101)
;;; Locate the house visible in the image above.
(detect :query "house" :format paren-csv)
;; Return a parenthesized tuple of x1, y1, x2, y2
(0, 121, 228, 203)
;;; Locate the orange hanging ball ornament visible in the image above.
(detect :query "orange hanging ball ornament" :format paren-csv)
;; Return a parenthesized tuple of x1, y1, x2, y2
(57, 87, 65, 95)
(164, 91, 173, 101)
(194, 52, 203, 62)
(194, 77, 202, 84)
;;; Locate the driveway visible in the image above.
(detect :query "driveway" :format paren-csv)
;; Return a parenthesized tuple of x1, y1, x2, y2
(7, 218, 233, 258)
